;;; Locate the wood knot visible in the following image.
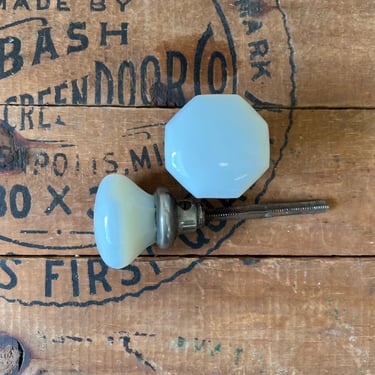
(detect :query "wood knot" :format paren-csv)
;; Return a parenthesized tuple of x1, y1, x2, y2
(0, 334, 29, 375)
(0, 120, 28, 175)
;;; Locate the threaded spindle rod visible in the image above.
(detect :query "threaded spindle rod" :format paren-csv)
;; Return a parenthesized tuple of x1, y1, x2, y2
(204, 200, 329, 222)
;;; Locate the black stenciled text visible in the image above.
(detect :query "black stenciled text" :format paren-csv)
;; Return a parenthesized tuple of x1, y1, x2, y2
(0, 21, 129, 80)
(0, 0, 132, 12)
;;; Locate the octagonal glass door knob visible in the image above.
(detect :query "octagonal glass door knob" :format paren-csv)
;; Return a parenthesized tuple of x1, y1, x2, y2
(164, 94, 270, 198)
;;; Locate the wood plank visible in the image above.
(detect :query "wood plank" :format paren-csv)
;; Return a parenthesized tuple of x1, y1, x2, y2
(0, 0, 373, 108)
(0, 257, 374, 374)
(285, 0, 375, 107)
(0, 107, 373, 256)
(0, 1, 373, 374)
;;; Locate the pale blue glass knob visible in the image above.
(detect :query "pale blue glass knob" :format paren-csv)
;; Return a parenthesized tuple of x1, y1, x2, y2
(94, 174, 329, 269)
(94, 174, 206, 269)
(94, 174, 156, 269)
(164, 94, 270, 198)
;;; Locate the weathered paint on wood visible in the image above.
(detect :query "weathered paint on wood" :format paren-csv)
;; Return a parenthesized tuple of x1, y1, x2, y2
(0, 0, 373, 373)
(0, 257, 374, 374)
(0, 107, 373, 256)
(0, 0, 374, 108)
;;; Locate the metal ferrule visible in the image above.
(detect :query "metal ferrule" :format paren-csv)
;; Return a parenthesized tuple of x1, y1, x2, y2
(176, 201, 205, 233)
(154, 189, 205, 249)
(154, 188, 178, 249)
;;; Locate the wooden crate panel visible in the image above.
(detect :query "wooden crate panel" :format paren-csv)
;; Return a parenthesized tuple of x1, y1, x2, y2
(0, 107, 373, 256)
(0, 0, 373, 108)
(0, 257, 374, 374)
(0, 1, 373, 373)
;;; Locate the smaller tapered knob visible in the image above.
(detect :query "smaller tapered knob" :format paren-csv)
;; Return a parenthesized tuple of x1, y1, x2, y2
(94, 174, 156, 269)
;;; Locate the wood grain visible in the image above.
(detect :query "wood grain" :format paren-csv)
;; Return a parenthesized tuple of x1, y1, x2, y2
(0, 0, 374, 108)
(0, 0, 373, 373)
(0, 107, 373, 256)
(0, 257, 374, 374)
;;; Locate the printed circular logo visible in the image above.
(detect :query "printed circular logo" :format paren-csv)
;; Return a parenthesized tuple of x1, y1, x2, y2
(0, 0, 297, 306)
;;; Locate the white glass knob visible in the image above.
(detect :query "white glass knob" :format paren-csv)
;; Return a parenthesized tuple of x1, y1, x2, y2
(94, 174, 156, 269)
(94, 174, 204, 269)
(94, 175, 329, 269)
(164, 94, 270, 198)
